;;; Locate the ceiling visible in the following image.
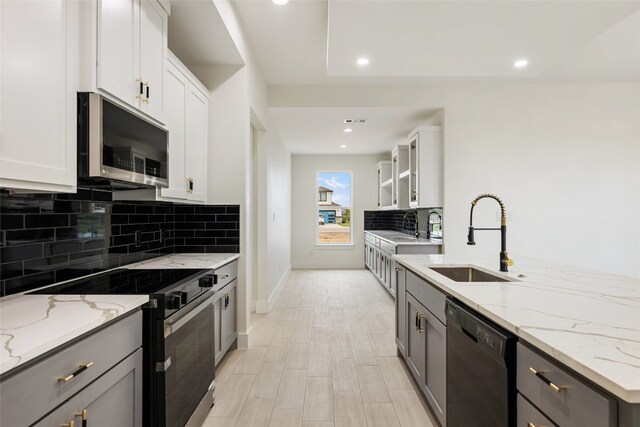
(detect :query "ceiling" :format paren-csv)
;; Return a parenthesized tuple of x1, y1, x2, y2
(233, 0, 640, 84)
(231, 0, 640, 154)
(269, 107, 439, 154)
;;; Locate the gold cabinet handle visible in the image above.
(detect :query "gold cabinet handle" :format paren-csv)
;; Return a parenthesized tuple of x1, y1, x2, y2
(529, 367, 566, 392)
(415, 312, 427, 333)
(74, 409, 88, 427)
(58, 362, 93, 383)
(61, 421, 74, 427)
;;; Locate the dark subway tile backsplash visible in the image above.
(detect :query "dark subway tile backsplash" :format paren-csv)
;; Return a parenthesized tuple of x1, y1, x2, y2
(364, 207, 443, 239)
(0, 191, 240, 297)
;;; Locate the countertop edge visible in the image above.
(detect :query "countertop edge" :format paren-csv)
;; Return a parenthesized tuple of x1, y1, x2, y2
(365, 230, 443, 246)
(124, 253, 240, 270)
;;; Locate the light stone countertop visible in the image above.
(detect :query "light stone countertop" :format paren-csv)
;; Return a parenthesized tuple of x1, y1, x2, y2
(393, 254, 640, 403)
(365, 230, 443, 246)
(0, 293, 148, 375)
(124, 253, 240, 270)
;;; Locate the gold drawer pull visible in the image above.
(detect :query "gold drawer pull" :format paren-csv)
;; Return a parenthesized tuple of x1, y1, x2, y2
(74, 409, 88, 427)
(58, 362, 94, 383)
(61, 421, 74, 427)
(416, 312, 428, 333)
(529, 366, 566, 392)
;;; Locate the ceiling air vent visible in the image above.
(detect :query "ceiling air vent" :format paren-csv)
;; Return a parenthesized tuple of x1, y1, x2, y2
(343, 118, 367, 124)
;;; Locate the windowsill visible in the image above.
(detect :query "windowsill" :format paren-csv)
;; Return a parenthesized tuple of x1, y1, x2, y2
(314, 243, 356, 250)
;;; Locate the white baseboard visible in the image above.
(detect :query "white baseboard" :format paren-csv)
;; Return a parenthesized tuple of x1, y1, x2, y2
(255, 265, 291, 314)
(237, 325, 252, 349)
(292, 262, 365, 269)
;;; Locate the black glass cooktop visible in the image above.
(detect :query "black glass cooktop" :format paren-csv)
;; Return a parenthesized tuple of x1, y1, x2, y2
(29, 268, 206, 295)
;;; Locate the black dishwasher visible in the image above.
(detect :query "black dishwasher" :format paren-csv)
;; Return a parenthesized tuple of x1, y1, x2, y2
(446, 299, 516, 427)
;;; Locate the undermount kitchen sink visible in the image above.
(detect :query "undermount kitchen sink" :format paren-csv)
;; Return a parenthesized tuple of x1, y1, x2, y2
(430, 267, 513, 282)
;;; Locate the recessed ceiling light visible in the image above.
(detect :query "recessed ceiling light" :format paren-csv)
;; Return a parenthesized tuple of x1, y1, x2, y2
(343, 128, 353, 133)
(340, 145, 348, 149)
(272, 0, 288, 5)
(356, 57, 369, 66)
(514, 59, 528, 69)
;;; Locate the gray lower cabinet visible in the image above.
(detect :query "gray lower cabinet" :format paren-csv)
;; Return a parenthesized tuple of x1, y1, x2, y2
(221, 280, 238, 353)
(397, 265, 447, 427)
(517, 342, 617, 427)
(0, 310, 143, 427)
(395, 265, 407, 356)
(424, 314, 446, 426)
(364, 232, 441, 298)
(405, 292, 427, 387)
(213, 260, 239, 366)
(34, 348, 143, 427)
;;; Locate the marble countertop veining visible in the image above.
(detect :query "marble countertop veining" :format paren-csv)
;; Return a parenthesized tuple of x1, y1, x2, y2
(0, 293, 148, 375)
(393, 254, 640, 403)
(365, 230, 443, 246)
(124, 253, 240, 270)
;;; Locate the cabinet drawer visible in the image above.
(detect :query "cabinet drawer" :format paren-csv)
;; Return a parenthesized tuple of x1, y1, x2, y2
(214, 260, 238, 292)
(0, 310, 142, 427)
(517, 393, 555, 427)
(406, 270, 447, 324)
(34, 348, 142, 427)
(517, 343, 616, 427)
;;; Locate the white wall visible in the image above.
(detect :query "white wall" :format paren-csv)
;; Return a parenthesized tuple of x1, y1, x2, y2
(190, 1, 292, 346)
(292, 154, 384, 269)
(272, 83, 640, 278)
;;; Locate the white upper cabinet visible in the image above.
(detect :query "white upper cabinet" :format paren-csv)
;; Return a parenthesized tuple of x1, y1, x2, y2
(408, 126, 443, 208)
(138, 0, 166, 120)
(92, 0, 167, 123)
(0, 0, 79, 193)
(96, 0, 138, 107)
(392, 145, 410, 209)
(116, 52, 208, 204)
(160, 60, 188, 200)
(157, 52, 208, 203)
(185, 84, 208, 202)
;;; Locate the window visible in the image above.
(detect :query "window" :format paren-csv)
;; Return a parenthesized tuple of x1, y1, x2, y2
(317, 171, 352, 244)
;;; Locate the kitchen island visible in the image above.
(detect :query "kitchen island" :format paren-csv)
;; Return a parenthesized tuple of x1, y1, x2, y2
(394, 254, 640, 426)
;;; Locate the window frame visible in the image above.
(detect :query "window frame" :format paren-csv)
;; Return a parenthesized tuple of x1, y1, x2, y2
(315, 170, 353, 246)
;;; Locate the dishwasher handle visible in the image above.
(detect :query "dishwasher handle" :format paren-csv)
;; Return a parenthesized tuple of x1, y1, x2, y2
(446, 299, 512, 358)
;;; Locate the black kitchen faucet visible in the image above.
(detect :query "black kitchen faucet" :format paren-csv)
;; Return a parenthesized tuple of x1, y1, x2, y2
(467, 194, 513, 272)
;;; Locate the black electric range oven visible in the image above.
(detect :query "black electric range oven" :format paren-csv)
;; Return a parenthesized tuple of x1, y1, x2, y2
(31, 268, 218, 427)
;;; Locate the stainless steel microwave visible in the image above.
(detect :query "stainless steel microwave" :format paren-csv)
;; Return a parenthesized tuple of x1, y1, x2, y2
(77, 92, 169, 190)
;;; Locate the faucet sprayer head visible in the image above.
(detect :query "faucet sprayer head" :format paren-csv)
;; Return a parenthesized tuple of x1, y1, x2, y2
(467, 227, 476, 245)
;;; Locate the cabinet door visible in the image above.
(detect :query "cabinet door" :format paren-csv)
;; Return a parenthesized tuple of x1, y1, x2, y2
(213, 296, 223, 365)
(395, 266, 407, 356)
(0, 0, 78, 192)
(389, 258, 396, 297)
(97, 0, 139, 108)
(405, 293, 426, 388)
(425, 316, 447, 427)
(160, 62, 188, 200)
(138, 0, 166, 122)
(221, 282, 237, 354)
(34, 348, 142, 427)
(185, 85, 208, 202)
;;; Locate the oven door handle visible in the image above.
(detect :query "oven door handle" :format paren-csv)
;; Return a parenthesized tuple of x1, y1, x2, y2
(164, 291, 216, 337)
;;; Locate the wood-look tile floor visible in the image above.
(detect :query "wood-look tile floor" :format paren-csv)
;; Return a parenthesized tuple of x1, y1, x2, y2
(203, 269, 436, 427)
